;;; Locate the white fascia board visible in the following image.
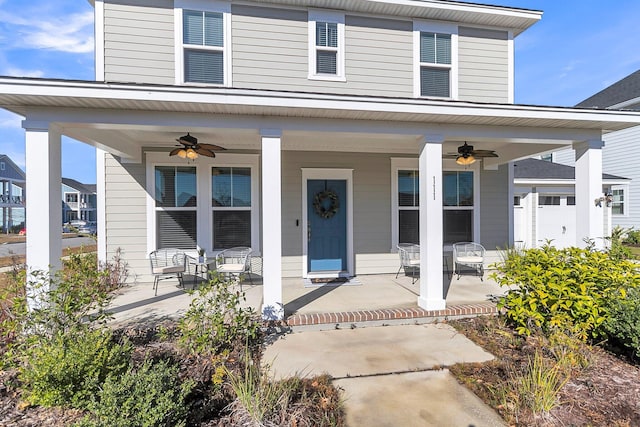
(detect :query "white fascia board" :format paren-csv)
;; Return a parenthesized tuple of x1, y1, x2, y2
(3, 79, 640, 127)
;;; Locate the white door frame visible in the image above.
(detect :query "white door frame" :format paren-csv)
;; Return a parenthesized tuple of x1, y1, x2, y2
(301, 168, 354, 278)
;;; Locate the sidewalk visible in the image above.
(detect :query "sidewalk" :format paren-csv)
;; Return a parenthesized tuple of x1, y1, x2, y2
(264, 323, 506, 427)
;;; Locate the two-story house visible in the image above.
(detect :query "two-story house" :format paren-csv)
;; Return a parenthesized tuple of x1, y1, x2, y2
(0, 154, 25, 234)
(1, 0, 640, 319)
(62, 177, 97, 224)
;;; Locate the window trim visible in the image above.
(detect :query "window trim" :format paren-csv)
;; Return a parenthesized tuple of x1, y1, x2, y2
(390, 158, 479, 251)
(413, 20, 458, 99)
(611, 184, 628, 217)
(211, 166, 254, 250)
(174, 0, 232, 87)
(146, 152, 260, 256)
(308, 10, 346, 82)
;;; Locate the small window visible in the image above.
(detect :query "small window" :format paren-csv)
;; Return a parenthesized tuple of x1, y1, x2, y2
(514, 196, 521, 206)
(0, 162, 5, 171)
(612, 188, 625, 215)
(419, 32, 451, 97)
(540, 196, 560, 206)
(182, 10, 224, 84)
(65, 193, 78, 203)
(566, 196, 576, 206)
(308, 11, 345, 80)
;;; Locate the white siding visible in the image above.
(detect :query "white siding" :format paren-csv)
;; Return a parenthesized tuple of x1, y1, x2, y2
(231, 5, 414, 97)
(103, 0, 175, 85)
(552, 147, 575, 166)
(104, 153, 150, 283)
(602, 126, 640, 228)
(458, 27, 509, 103)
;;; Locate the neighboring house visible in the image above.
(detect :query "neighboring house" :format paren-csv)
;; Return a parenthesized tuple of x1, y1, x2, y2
(62, 178, 97, 224)
(553, 70, 640, 230)
(2, 0, 640, 319)
(0, 154, 25, 233)
(513, 158, 629, 249)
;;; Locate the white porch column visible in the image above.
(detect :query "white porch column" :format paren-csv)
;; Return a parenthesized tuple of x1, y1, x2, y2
(24, 122, 62, 292)
(418, 136, 446, 310)
(96, 148, 107, 263)
(261, 130, 283, 320)
(574, 140, 604, 249)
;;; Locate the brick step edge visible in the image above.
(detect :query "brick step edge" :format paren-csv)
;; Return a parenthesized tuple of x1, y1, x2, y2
(285, 303, 497, 326)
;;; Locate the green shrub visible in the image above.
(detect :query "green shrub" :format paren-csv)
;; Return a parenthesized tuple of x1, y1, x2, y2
(491, 244, 640, 340)
(623, 228, 640, 245)
(603, 287, 640, 360)
(77, 359, 193, 427)
(177, 276, 260, 355)
(20, 328, 132, 408)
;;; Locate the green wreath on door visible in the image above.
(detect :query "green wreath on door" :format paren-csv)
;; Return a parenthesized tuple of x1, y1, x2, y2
(313, 190, 339, 219)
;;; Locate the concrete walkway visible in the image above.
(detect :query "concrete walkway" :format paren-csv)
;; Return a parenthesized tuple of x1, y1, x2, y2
(264, 323, 506, 427)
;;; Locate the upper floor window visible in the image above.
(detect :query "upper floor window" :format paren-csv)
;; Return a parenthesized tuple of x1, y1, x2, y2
(175, 1, 230, 86)
(66, 193, 78, 203)
(308, 11, 345, 81)
(414, 21, 457, 99)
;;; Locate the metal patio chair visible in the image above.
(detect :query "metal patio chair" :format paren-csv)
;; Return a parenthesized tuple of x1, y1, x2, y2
(396, 243, 420, 284)
(452, 242, 485, 281)
(149, 248, 186, 295)
(215, 246, 253, 290)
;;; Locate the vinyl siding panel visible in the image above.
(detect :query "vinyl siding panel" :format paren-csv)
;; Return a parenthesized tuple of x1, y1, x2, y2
(479, 165, 510, 250)
(458, 27, 509, 103)
(552, 148, 575, 166)
(104, 153, 150, 282)
(231, 5, 413, 97)
(103, 0, 174, 85)
(602, 126, 640, 228)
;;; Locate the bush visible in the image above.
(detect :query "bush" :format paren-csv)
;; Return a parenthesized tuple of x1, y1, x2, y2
(20, 328, 132, 408)
(77, 359, 193, 427)
(603, 287, 640, 360)
(623, 228, 640, 245)
(177, 276, 261, 355)
(491, 244, 640, 340)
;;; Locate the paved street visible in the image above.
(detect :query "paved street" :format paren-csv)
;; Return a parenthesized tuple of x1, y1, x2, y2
(0, 236, 95, 258)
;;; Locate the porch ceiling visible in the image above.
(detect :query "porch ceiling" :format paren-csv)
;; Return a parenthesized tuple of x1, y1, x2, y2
(2, 77, 640, 164)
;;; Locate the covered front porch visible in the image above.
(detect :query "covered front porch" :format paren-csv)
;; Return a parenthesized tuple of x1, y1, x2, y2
(2, 78, 640, 320)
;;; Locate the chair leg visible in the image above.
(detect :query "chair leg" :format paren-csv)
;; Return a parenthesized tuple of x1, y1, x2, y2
(153, 276, 159, 296)
(395, 265, 402, 279)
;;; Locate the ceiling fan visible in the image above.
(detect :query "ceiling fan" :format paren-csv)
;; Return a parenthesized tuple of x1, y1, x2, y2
(169, 133, 226, 160)
(443, 142, 498, 165)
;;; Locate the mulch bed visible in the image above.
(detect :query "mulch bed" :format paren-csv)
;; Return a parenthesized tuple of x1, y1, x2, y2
(449, 316, 640, 427)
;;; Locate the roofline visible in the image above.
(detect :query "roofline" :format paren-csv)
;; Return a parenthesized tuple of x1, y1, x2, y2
(515, 178, 629, 185)
(609, 96, 640, 110)
(0, 154, 25, 180)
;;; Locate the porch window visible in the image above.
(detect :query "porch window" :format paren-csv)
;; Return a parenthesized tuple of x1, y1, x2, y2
(212, 167, 251, 249)
(308, 11, 345, 80)
(443, 171, 473, 244)
(154, 166, 197, 249)
(539, 196, 560, 206)
(612, 188, 625, 215)
(393, 167, 475, 246)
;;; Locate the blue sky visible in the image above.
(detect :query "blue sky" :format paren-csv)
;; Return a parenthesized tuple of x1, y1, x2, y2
(0, 0, 639, 184)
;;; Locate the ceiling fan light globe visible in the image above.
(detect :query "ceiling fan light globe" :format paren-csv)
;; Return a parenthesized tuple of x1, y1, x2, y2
(177, 149, 187, 159)
(186, 148, 198, 160)
(456, 154, 475, 166)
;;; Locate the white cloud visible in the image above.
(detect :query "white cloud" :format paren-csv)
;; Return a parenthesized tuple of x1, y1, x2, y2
(4, 67, 44, 78)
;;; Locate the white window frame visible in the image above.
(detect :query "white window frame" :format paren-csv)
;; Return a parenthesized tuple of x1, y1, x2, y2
(308, 10, 346, 82)
(174, 0, 232, 87)
(413, 20, 458, 99)
(611, 184, 628, 217)
(146, 152, 260, 257)
(391, 158, 479, 251)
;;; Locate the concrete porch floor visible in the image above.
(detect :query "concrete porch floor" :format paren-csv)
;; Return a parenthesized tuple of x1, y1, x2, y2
(108, 269, 505, 327)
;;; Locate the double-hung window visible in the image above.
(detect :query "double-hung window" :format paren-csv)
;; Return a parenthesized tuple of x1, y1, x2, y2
(414, 21, 457, 99)
(611, 187, 625, 215)
(397, 170, 420, 244)
(176, 1, 230, 85)
(154, 166, 197, 249)
(212, 167, 252, 249)
(443, 171, 474, 244)
(308, 11, 345, 80)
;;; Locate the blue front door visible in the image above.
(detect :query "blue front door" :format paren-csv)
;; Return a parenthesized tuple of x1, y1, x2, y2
(308, 179, 347, 272)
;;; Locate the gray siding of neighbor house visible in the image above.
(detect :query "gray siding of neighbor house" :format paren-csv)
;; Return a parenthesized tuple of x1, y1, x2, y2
(552, 148, 576, 166)
(103, 0, 175, 84)
(458, 27, 509, 103)
(480, 165, 511, 251)
(104, 153, 149, 282)
(280, 151, 397, 277)
(231, 5, 414, 97)
(602, 126, 640, 229)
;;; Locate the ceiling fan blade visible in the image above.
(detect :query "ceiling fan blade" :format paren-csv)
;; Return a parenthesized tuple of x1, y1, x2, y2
(169, 147, 182, 156)
(198, 143, 226, 151)
(195, 147, 216, 157)
(443, 153, 459, 159)
(175, 139, 190, 147)
(472, 150, 499, 158)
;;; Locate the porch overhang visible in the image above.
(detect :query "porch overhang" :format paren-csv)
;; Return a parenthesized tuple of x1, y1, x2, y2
(2, 77, 640, 168)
